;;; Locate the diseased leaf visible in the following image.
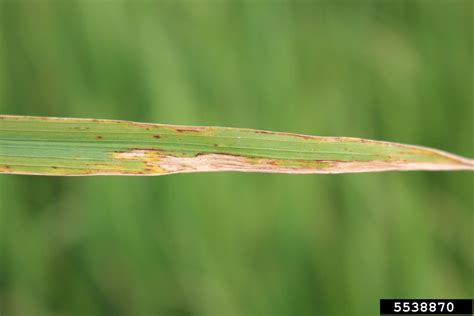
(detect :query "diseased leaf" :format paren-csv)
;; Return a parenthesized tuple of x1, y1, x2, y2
(0, 115, 472, 176)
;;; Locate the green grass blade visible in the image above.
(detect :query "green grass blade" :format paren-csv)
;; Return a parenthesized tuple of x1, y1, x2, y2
(1, 115, 472, 176)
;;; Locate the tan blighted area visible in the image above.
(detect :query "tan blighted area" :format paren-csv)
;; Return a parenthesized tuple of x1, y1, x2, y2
(111, 147, 474, 176)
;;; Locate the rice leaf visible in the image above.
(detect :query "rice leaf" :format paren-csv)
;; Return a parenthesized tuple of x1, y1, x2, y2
(0, 115, 472, 176)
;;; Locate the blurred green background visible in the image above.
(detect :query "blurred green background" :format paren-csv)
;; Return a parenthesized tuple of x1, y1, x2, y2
(0, 0, 473, 315)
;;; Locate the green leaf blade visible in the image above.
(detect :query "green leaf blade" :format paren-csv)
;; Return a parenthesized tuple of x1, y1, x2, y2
(1, 115, 472, 176)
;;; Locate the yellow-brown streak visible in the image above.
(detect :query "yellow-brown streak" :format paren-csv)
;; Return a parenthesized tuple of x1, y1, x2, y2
(112, 149, 474, 175)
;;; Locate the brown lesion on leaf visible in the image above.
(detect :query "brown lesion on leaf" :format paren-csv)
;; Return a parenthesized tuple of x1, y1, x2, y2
(174, 126, 211, 133)
(96, 136, 103, 140)
(119, 120, 161, 130)
(113, 149, 166, 174)
(112, 148, 474, 175)
(153, 135, 161, 139)
(0, 165, 12, 173)
(112, 149, 337, 175)
(358, 138, 375, 144)
(254, 130, 317, 140)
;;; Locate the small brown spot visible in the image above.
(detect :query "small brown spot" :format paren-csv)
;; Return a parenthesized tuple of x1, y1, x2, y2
(358, 138, 378, 144)
(0, 165, 12, 173)
(255, 130, 274, 135)
(51, 166, 58, 169)
(213, 143, 219, 147)
(127, 122, 158, 130)
(175, 127, 207, 133)
(96, 136, 103, 140)
(255, 130, 314, 140)
(153, 135, 161, 139)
